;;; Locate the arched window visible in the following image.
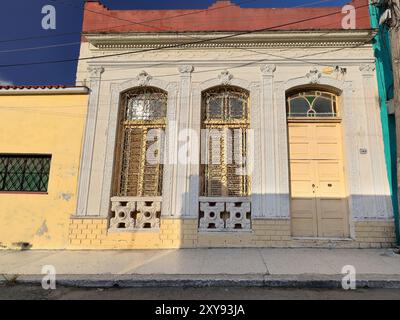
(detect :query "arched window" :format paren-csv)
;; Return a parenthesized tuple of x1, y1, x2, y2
(287, 90, 338, 118)
(114, 87, 167, 197)
(201, 86, 250, 197)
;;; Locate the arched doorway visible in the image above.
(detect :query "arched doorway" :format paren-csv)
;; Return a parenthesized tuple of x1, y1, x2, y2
(287, 88, 349, 238)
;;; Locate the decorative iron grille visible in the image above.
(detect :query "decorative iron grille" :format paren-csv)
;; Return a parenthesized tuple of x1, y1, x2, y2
(201, 86, 250, 197)
(115, 87, 167, 197)
(0, 155, 51, 192)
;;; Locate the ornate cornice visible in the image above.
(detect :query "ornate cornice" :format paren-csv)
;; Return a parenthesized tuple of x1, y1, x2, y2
(84, 30, 375, 50)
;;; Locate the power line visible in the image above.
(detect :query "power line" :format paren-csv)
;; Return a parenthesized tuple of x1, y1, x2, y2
(0, 0, 342, 54)
(0, 0, 260, 44)
(0, 2, 371, 69)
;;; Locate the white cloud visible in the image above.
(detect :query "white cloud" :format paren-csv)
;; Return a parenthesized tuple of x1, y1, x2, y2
(0, 76, 13, 86)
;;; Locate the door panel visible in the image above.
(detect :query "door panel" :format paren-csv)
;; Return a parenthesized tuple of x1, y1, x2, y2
(315, 124, 342, 159)
(290, 160, 318, 237)
(288, 122, 349, 238)
(288, 124, 314, 160)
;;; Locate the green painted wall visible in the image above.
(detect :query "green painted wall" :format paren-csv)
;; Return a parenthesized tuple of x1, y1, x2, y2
(369, 3, 399, 244)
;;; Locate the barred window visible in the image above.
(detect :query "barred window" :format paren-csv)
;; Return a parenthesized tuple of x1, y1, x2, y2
(115, 87, 167, 197)
(201, 86, 250, 197)
(0, 155, 51, 192)
(287, 90, 338, 118)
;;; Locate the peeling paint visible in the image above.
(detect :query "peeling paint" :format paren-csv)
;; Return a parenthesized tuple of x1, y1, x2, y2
(61, 193, 72, 201)
(36, 221, 48, 236)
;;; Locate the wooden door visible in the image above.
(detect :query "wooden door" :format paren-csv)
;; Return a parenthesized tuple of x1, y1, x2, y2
(288, 122, 349, 238)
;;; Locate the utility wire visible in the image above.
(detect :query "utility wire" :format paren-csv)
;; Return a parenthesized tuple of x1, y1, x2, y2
(0, 0, 261, 44)
(0, 2, 371, 69)
(0, 0, 343, 54)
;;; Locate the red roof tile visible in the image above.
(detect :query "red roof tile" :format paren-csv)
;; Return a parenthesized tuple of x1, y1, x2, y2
(0, 85, 68, 90)
(82, 0, 371, 34)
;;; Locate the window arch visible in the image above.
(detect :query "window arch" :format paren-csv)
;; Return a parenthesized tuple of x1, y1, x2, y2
(286, 89, 339, 118)
(201, 86, 250, 197)
(114, 87, 167, 197)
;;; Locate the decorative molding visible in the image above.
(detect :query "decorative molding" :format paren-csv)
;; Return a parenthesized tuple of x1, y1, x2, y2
(199, 73, 252, 92)
(167, 65, 195, 217)
(75, 65, 104, 216)
(359, 63, 376, 75)
(218, 70, 234, 85)
(306, 67, 322, 84)
(136, 70, 152, 86)
(178, 65, 194, 75)
(85, 30, 375, 50)
(88, 66, 104, 78)
(260, 64, 276, 76)
(199, 199, 251, 231)
(98, 75, 178, 217)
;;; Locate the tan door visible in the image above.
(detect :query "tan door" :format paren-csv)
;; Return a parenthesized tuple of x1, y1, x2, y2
(289, 122, 349, 238)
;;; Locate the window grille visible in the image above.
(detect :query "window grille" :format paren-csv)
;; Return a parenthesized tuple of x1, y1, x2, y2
(115, 87, 167, 197)
(0, 155, 51, 192)
(201, 86, 250, 197)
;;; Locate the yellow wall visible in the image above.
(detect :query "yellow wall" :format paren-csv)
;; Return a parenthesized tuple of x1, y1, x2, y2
(0, 93, 88, 249)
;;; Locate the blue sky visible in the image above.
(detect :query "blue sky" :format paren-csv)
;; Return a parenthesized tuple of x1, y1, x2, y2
(0, 0, 350, 86)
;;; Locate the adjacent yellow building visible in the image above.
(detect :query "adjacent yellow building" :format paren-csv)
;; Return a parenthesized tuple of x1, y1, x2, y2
(0, 86, 88, 249)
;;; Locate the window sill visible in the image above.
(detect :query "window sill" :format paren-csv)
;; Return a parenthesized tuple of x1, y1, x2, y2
(0, 191, 48, 195)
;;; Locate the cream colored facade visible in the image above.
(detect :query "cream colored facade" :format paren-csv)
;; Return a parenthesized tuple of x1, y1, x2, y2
(66, 29, 397, 249)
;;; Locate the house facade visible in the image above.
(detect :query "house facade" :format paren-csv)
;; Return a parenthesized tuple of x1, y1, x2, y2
(68, 0, 396, 249)
(0, 0, 396, 250)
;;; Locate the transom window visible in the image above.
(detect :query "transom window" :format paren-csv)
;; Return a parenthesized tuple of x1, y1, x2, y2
(115, 87, 167, 197)
(0, 155, 51, 192)
(203, 86, 249, 122)
(201, 86, 250, 197)
(287, 90, 338, 118)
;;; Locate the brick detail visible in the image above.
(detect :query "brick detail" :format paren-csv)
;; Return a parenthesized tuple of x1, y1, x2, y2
(68, 217, 198, 249)
(68, 218, 396, 249)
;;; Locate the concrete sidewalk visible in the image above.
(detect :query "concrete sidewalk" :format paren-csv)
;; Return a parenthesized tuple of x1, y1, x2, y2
(0, 248, 399, 288)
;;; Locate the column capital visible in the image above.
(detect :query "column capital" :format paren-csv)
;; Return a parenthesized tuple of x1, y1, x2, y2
(260, 64, 276, 76)
(88, 66, 104, 78)
(178, 65, 194, 75)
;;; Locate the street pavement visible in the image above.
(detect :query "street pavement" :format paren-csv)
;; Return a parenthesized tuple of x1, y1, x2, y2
(0, 248, 399, 288)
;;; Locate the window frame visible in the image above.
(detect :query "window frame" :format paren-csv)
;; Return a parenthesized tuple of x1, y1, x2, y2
(113, 87, 167, 198)
(0, 154, 52, 194)
(286, 89, 340, 119)
(200, 85, 251, 197)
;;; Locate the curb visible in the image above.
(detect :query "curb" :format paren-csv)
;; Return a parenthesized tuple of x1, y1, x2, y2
(2, 274, 400, 289)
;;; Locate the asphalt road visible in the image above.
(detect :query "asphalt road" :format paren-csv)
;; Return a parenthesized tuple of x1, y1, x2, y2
(1, 284, 400, 300)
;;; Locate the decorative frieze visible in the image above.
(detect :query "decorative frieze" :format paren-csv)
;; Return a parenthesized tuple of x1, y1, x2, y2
(109, 197, 161, 231)
(199, 198, 251, 231)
